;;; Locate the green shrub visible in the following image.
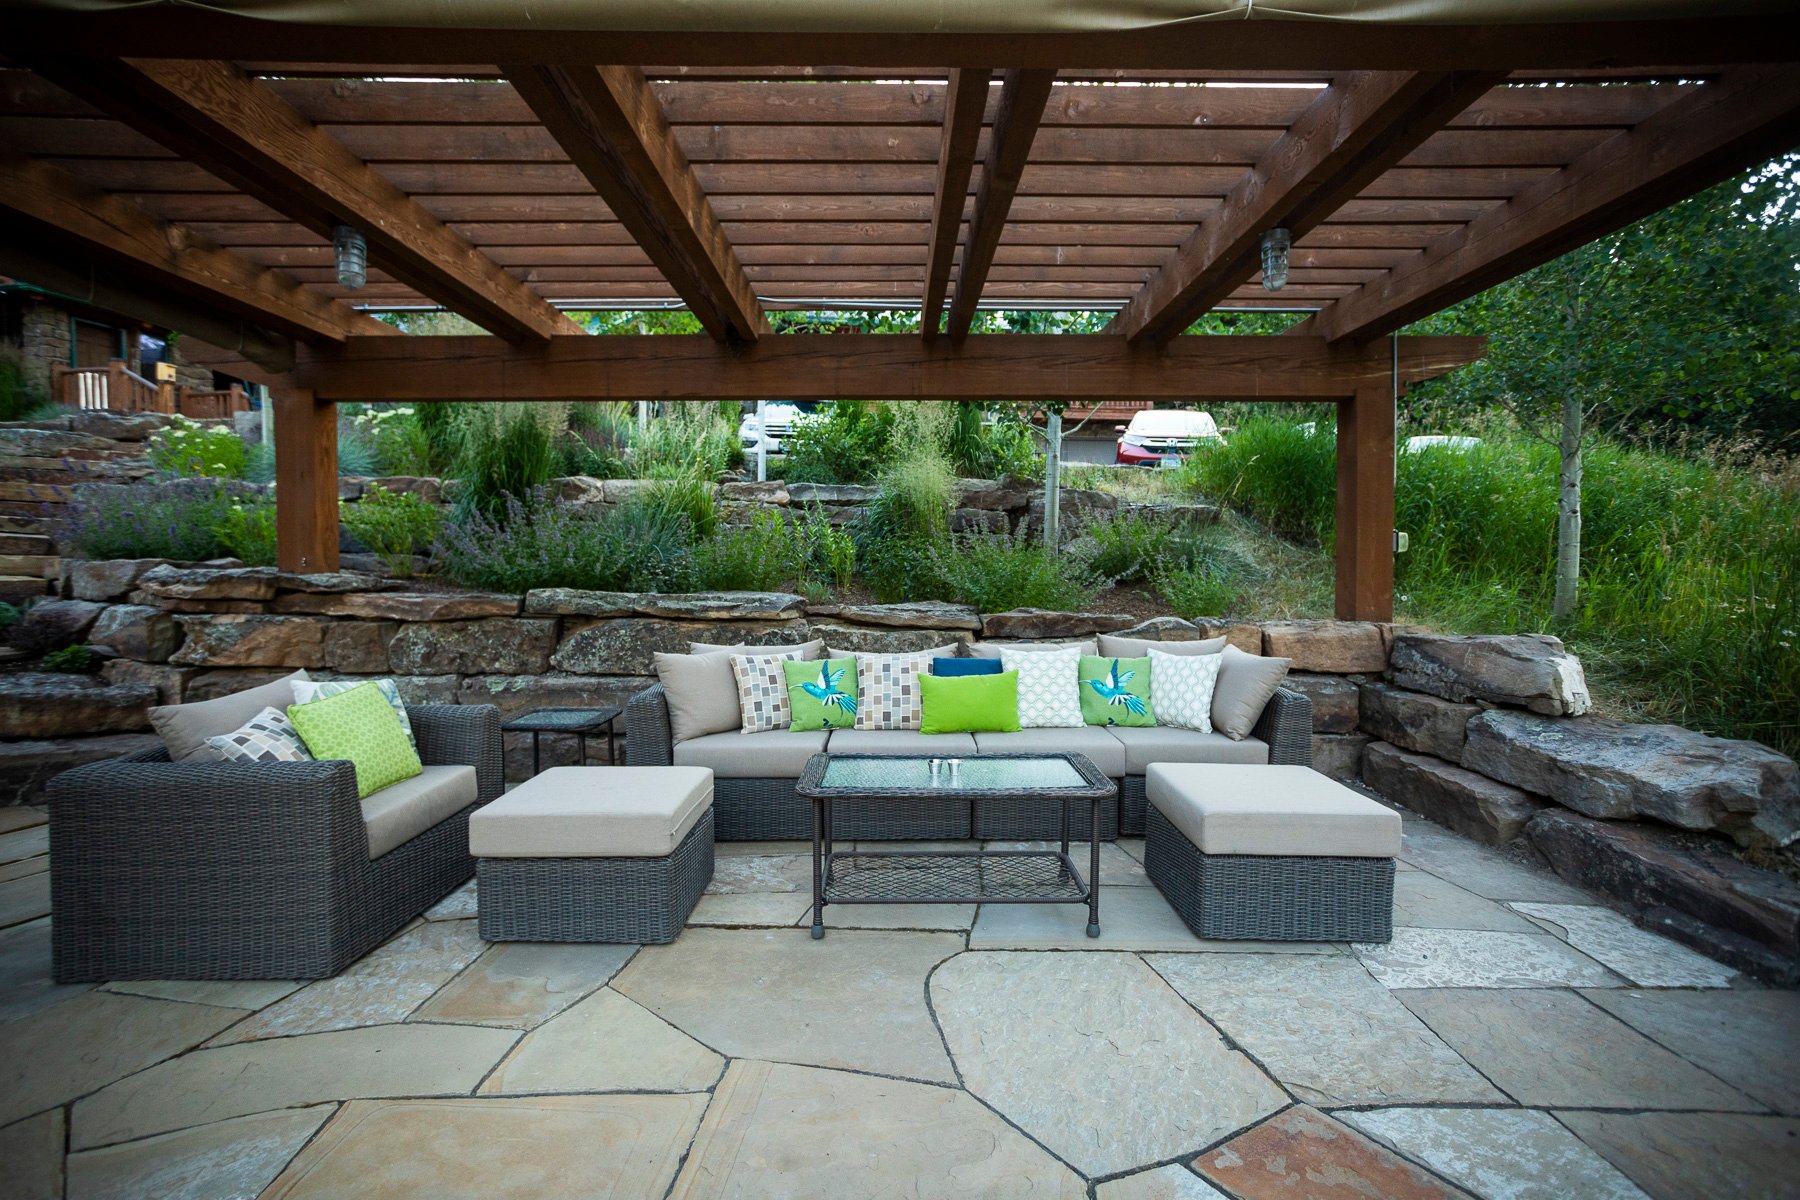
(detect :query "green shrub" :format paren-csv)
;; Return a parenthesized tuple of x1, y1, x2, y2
(216, 501, 278, 566)
(926, 524, 1105, 613)
(40, 644, 96, 674)
(1177, 417, 1335, 543)
(644, 473, 717, 541)
(692, 505, 860, 597)
(0, 602, 25, 631)
(451, 406, 560, 517)
(632, 402, 740, 479)
(148, 416, 247, 479)
(780, 401, 896, 483)
(342, 485, 443, 576)
(947, 403, 1044, 480)
(62, 480, 242, 561)
(1153, 538, 1263, 620)
(349, 406, 437, 476)
(0, 349, 49, 422)
(436, 489, 696, 594)
(561, 402, 632, 478)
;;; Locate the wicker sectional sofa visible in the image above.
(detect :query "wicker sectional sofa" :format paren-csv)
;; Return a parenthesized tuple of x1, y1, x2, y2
(626, 682, 1313, 841)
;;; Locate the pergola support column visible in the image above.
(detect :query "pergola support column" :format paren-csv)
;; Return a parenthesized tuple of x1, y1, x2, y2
(274, 387, 340, 574)
(1335, 385, 1395, 622)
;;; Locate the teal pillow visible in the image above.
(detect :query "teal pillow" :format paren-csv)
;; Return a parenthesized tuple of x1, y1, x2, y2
(919, 671, 1021, 735)
(1079, 655, 1155, 727)
(785, 657, 859, 731)
(288, 681, 422, 799)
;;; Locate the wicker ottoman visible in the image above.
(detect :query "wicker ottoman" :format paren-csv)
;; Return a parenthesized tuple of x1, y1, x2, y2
(470, 766, 714, 943)
(1143, 763, 1399, 943)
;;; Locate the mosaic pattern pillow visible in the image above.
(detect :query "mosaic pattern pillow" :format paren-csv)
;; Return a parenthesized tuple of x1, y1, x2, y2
(999, 645, 1084, 729)
(1148, 647, 1224, 734)
(292, 677, 416, 749)
(201, 706, 313, 765)
(287, 682, 422, 800)
(849, 648, 940, 731)
(730, 646, 813, 734)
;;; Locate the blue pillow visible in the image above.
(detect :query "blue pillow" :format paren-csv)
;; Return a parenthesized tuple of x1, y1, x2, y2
(932, 657, 1001, 677)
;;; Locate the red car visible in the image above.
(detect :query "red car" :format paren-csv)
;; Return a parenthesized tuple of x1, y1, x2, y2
(1115, 409, 1223, 467)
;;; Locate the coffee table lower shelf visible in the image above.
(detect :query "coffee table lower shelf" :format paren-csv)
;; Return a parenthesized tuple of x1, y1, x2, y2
(816, 849, 1095, 938)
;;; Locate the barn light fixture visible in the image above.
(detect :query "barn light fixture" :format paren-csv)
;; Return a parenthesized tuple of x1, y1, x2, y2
(333, 225, 368, 290)
(1260, 227, 1291, 292)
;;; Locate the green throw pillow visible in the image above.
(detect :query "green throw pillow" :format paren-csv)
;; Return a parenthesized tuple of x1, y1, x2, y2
(288, 681, 422, 800)
(1079, 655, 1155, 727)
(785, 657, 859, 731)
(919, 671, 1021, 735)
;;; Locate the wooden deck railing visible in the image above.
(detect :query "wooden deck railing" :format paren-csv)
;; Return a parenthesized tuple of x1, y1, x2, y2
(50, 363, 250, 419)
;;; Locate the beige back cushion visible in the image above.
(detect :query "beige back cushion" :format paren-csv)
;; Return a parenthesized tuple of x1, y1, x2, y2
(1098, 633, 1226, 658)
(150, 669, 312, 762)
(967, 639, 1098, 659)
(1210, 644, 1291, 740)
(659, 639, 821, 744)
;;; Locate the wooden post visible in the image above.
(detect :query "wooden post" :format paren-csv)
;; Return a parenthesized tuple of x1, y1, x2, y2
(274, 388, 339, 574)
(1335, 385, 1395, 622)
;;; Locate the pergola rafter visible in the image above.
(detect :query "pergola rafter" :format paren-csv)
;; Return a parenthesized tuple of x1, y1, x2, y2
(920, 67, 991, 342)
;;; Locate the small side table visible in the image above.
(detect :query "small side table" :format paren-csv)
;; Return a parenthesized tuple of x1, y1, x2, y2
(501, 706, 622, 776)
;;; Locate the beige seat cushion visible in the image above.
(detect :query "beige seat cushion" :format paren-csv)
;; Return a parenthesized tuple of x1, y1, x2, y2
(656, 639, 823, 744)
(150, 668, 311, 762)
(1106, 726, 1269, 773)
(967, 639, 1098, 658)
(673, 729, 828, 778)
(828, 729, 977, 756)
(1097, 634, 1226, 658)
(1146, 764, 1400, 858)
(972, 727, 1127, 777)
(470, 766, 712, 858)
(362, 764, 478, 859)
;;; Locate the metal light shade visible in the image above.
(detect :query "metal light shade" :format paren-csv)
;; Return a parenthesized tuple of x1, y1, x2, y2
(333, 225, 368, 290)
(1260, 227, 1291, 292)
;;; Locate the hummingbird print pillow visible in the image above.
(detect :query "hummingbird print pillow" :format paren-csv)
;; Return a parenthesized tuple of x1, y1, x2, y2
(1078, 656, 1155, 727)
(784, 657, 860, 731)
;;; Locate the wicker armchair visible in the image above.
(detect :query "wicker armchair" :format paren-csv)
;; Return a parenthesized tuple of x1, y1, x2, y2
(47, 704, 503, 983)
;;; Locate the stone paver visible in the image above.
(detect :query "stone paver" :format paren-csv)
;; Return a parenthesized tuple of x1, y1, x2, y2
(1148, 953, 1503, 1105)
(264, 1095, 707, 1200)
(1555, 1111, 1800, 1200)
(1581, 987, 1800, 1114)
(712, 840, 811, 857)
(1392, 869, 1539, 932)
(931, 951, 1286, 1177)
(669, 1060, 1086, 1199)
(422, 879, 476, 921)
(1195, 1105, 1471, 1199)
(1096, 1165, 1230, 1200)
(0, 855, 45, 883)
(817, 903, 977, 931)
(1400, 988, 1762, 1110)
(214, 919, 487, 1043)
(0, 826, 48, 865)
(412, 941, 631, 1028)
(1397, 818, 1588, 902)
(66, 1105, 334, 1200)
(1343, 1107, 1649, 1200)
(988, 840, 1153, 887)
(0, 991, 242, 1128)
(72, 1023, 519, 1149)
(100, 979, 303, 1011)
(1510, 903, 1736, 988)
(0, 916, 91, 1022)
(0, 807, 46, 836)
(706, 854, 809, 893)
(970, 884, 1339, 953)
(686, 892, 808, 926)
(480, 988, 722, 1094)
(0, 872, 49, 930)
(1354, 927, 1622, 989)
(613, 927, 959, 1082)
(0, 1109, 64, 1200)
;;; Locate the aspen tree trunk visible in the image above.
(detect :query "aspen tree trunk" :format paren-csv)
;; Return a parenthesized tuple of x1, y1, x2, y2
(1553, 389, 1583, 622)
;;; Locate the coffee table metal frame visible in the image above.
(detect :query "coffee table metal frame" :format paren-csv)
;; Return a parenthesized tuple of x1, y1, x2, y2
(500, 706, 622, 776)
(795, 751, 1115, 940)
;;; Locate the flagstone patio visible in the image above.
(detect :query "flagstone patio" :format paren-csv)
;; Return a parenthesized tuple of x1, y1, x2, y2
(2, 799, 1796, 1200)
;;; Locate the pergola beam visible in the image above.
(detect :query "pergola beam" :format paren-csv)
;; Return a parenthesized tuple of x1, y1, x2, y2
(0, 154, 392, 366)
(945, 69, 1056, 340)
(1305, 65, 1800, 343)
(921, 68, 991, 342)
(502, 64, 769, 344)
(29, 57, 581, 341)
(1108, 70, 1504, 344)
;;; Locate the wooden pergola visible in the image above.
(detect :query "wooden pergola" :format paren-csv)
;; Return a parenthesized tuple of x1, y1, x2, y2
(3, 3, 1796, 621)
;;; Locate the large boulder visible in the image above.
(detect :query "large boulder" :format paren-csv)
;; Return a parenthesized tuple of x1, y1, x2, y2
(0, 733, 165, 804)
(67, 410, 169, 441)
(523, 590, 805, 621)
(949, 508, 1010, 535)
(1358, 680, 1480, 764)
(7, 599, 106, 652)
(170, 615, 326, 668)
(88, 604, 183, 663)
(1311, 732, 1370, 782)
(100, 660, 195, 705)
(549, 475, 607, 505)
(1527, 807, 1800, 984)
(1363, 741, 1545, 847)
(1189, 618, 1263, 655)
(0, 673, 156, 738)
(0, 428, 115, 458)
(835, 601, 982, 632)
(183, 669, 301, 703)
(459, 673, 654, 718)
(717, 480, 790, 505)
(980, 609, 1135, 640)
(321, 621, 397, 673)
(1260, 620, 1388, 674)
(1465, 710, 1800, 848)
(809, 622, 973, 656)
(551, 617, 811, 676)
(136, 565, 279, 602)
(1102, 616, 1206, 643)
(274, 570, 402, 595)
(388, 618, 558, 676)
(954, 480, 1034, 512)
(1283, 672, 1360, 733)
(272, 591, 521, 620)
(1389, 631, 1590, 716)
(312, 673, 460, 705)
(787, 482, 877, 505)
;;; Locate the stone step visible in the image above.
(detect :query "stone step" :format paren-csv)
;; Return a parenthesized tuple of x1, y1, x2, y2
(0, 533, 53, 556)
(0, 576, 50, 603)
(0, 554, 59, 579)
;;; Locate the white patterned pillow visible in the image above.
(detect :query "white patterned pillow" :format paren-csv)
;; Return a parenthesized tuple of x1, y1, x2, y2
(202, 706, 313, 764)
(998, 645, 1084, 728)
(848, 649, 940, 731)
(1147, 647, 1223, 733)
(292, 677, 416, 749)
(730, 647, 813, 733)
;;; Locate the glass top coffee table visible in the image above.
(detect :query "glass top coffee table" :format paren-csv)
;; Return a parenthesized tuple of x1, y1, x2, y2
(795, 752, 1116, 940)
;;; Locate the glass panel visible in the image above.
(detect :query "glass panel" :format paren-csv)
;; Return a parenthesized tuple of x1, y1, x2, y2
(510, 710, 612, 729)
(819, 755, 1085, 791)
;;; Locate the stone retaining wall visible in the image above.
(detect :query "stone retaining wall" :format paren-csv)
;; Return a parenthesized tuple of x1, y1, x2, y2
(4, 565, 1796, 981)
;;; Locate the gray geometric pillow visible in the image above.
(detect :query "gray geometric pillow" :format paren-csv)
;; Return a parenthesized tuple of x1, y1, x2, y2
(845, 648, 944, 731)
(730, 647, 813, 734)
(202, 706, 314, 764)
